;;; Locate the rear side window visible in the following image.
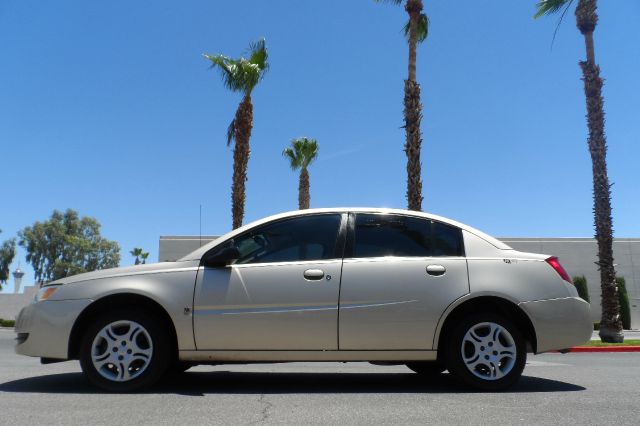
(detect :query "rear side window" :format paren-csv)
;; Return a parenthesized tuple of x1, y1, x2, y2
(352, 214, 463, 258)
(432, 221, 464, 256)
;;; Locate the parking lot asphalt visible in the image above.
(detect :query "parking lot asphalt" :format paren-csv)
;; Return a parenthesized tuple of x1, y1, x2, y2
(1, 329, 639, 426)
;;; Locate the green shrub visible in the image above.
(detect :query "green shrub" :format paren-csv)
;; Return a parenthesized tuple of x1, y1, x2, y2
(573, 275, 590, 303)
(593, 322, 600, 331)
(617, 277, 631, 330)
(0, 318, 15, 327)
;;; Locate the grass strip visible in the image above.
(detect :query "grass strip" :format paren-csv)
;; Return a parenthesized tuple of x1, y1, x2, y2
(581, 339, 640, 347)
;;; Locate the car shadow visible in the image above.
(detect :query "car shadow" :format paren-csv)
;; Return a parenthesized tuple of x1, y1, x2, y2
(0, 371, 585, 396)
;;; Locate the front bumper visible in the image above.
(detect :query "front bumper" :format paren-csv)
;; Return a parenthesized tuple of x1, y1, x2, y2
(15, 299, 92, 359)
(519, 297, 592, 353)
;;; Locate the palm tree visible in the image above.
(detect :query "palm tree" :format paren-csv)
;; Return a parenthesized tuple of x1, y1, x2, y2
(375, 0, 429, 211)
(130, 247, 148, 266)
(535, 0, 622, 342)
(283, 138, 319, 210)
(204, 39, 269, 229)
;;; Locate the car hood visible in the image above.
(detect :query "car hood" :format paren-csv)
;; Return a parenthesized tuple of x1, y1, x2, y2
(48, 260, 200, 286)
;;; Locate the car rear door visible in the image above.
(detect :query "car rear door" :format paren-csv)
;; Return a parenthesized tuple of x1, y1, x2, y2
(338, 213, 469, 350)
(193, 213, 346, 350)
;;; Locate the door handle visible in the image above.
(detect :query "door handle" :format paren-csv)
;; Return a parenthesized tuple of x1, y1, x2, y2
(303, 269, 325, 281)
(426, 265, 446, 276)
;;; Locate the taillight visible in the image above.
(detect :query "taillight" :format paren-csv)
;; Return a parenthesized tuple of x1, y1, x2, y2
(546, 256, 573, 284)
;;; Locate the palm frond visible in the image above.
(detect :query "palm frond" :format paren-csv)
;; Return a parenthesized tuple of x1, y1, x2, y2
(204, 39, 269, 96)
(403, 13, 429, 43)
(203, 54, 234, 91)
(284, 137, 319, 170)
(248, 38, 269, 73)
(534, 0, 572, 19)
(550, 0, 574, 48)
(203, 54, 245, 93)
(226, 118, 236, 146)
(282, 147, 300, 170)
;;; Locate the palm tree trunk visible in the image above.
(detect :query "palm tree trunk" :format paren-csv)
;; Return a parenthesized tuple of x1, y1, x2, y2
(404, 0, 424, 211)
(231, 95, 253, 229)
(575, 0, 623, 342)
(299, 168, 310, 210)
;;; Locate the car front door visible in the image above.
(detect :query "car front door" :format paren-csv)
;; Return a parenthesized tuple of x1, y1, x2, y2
(193, 213, 346, 350)
(339, 213, 469, 350)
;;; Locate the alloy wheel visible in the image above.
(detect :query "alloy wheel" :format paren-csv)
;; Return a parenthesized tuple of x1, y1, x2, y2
(460, 321, 517, 381)
(91, 320, 153, 382)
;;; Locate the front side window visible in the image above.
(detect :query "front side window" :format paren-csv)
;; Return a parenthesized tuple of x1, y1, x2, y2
(213, 214, 342, 264)
(352, 214, 463, 258)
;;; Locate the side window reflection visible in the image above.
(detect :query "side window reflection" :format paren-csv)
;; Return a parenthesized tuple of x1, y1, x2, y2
(353, 214, 463, 258)
(212, 214, 342, 264)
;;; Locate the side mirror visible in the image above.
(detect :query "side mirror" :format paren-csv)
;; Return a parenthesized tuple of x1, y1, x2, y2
(202, 246, 240, 268)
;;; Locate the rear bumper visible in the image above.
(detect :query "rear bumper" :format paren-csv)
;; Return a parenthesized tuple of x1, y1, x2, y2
(519, 297, 592, 353)
(14, 299, 92, 359)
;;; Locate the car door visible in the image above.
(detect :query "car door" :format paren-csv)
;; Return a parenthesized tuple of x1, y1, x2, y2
(339, 213, 469, 350)
(193, 213, 346, 350)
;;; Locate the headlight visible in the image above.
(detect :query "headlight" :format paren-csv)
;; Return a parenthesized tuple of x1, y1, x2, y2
(34, 286, 60, 302)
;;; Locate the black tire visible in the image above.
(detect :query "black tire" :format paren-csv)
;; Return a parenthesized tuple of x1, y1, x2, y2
(406, 361, 446, 376)
(79, 309, 172, 392)
(445, 313, 526, 391)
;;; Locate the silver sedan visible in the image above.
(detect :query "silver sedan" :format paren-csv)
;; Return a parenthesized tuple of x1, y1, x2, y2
(15, 208, 592, 391)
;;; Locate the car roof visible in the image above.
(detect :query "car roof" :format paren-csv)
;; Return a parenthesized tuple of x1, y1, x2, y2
(179, 207, 511, 261)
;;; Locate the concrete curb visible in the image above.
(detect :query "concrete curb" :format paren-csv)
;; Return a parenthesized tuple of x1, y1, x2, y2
(568, 346, 640, 353)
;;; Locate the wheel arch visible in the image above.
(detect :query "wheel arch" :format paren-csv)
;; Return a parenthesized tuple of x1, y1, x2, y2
(68, 292, 179, 361)
(434, 294, 538, 355)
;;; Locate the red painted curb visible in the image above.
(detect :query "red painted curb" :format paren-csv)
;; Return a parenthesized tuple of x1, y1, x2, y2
(568, 346, 640, 353)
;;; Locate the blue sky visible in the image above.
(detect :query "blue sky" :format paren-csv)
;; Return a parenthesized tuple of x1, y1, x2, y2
(1, 0, 639, 292)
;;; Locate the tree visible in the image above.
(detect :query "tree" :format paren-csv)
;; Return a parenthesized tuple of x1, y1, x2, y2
(0, 230, 17, 290)
(535, 0, 622, 342)
(375, 0, 428, 211)
(283, 138, 319, 210)
(204, 39, 269, 229)
(18, 209, 120, 283)
(130, 247, 149, 265)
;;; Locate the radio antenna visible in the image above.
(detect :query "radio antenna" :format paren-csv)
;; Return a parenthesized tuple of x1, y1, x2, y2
(199, 204, 202, 247)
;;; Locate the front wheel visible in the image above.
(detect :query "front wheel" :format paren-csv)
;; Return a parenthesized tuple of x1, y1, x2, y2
(79, 310, 171, 392)
(445, 314, 526, 391)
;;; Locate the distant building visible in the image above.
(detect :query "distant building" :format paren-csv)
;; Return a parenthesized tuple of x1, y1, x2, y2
(158, 235, 219, 262)
(159, 235, 639, 329)
(0, 285, 38, 320)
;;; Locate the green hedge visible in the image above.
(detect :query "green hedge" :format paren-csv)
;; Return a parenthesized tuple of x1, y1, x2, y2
(617, 277, 631, 330)
(573, 275, 590, 303)
(0, 319, 15, 327)
(572, 275, 631, 330)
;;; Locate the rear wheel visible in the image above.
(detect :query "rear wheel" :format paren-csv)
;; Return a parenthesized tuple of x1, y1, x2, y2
(79, 310, 171, 392)
(445, 313, 526, 391)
